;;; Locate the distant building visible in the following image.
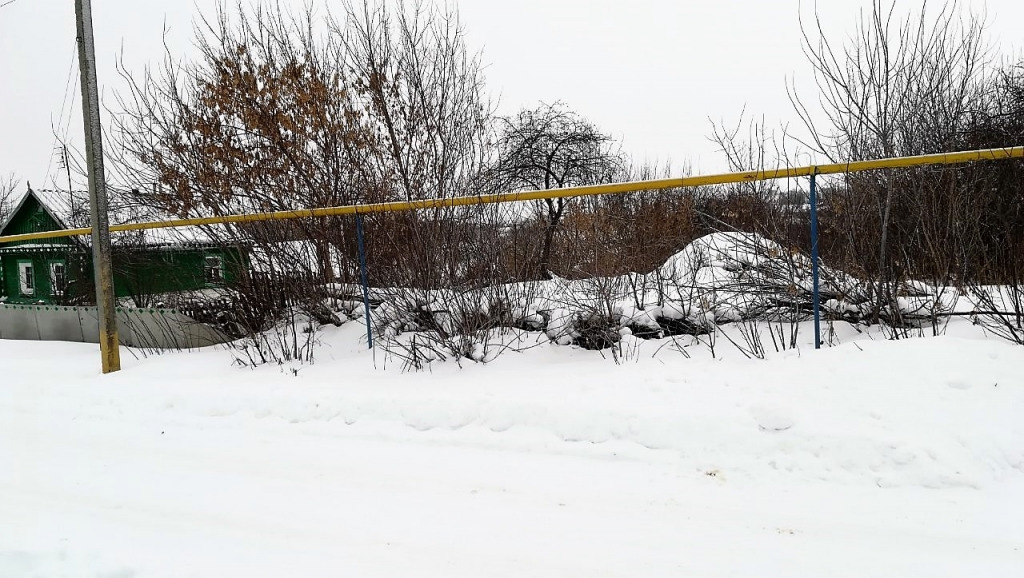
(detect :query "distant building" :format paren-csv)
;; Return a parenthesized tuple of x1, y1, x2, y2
(0, 186, 247, 305)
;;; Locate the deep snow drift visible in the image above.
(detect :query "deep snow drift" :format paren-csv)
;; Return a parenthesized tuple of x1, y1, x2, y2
(2, 315, 1024, 577)
(361, 232, 978, 362)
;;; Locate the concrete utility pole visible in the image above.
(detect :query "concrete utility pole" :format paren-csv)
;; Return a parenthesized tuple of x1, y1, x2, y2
(75, 0, 120, 373)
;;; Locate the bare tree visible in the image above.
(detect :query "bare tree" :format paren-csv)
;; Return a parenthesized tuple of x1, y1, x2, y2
(335, 0, 493, 204)
(791, 0, 991, 161)
(788, 0, 995, 325)
(106, 1, 381, 363)
(0, 173, 19, 225)
(331, 0, 497, 292)
(105, 0, 521, 365)
(110, 0, 375, 273)
(494, 102, 624, 279)
(958, 62, 1024, 342)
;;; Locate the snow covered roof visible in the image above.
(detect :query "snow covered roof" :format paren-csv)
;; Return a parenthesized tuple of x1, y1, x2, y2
(8, 188, 224, 248)
(0, 187, 73, 236)
(31, 188, 90, 230)
(249, 240, 350, 274)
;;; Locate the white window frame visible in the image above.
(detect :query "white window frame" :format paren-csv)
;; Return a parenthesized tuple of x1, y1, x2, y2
(49, 260, 67, 296)
(18, 260, 34, 296)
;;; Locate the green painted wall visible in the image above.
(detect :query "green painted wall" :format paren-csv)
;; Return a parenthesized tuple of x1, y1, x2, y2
(1, 250, 91, 304)
(0, 192, 79, 303)
(112, 247, 247, 301)
(1, 192, 249, 305)
(1, 247, 247, 305)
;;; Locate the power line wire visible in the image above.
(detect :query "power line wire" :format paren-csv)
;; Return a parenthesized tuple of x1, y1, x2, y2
(44, 39, 80, 188)
(59, 68, 81, 148)
(0, 0, 22, 9)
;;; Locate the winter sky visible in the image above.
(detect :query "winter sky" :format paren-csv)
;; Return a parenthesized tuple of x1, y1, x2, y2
(1, 0, 1022, 189)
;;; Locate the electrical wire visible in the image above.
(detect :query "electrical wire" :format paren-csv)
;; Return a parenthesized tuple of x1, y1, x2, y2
(44, 39, 81, 188)
(59, 68, 81, 149)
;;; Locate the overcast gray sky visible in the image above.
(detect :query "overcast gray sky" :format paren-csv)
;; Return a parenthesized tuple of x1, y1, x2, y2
(2, 0, 1022, 189)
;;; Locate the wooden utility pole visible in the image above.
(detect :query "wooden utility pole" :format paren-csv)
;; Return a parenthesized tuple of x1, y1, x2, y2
(75, 0, 120, 373)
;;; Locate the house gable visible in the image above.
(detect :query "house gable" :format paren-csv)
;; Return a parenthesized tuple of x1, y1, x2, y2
(0, 189, 75, 248)
(1, 189, 84, 303)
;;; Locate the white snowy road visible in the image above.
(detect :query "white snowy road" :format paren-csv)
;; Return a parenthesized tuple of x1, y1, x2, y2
(5, 399, 1021, 577)
(3, 331, 1024, 577)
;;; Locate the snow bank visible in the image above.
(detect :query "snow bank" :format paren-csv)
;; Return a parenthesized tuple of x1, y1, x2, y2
(6, 323, 1023, 490)
(364, 232, 944, 354)
(3, 320, 1024, 577)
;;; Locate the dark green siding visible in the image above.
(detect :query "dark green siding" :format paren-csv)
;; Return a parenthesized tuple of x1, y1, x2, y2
(2, 246, 247, 305)
(0, 250, 85, 304)
(0, 193, 78, 303)
(2, 191, 249, 305)
(1, 196, 73, 248)
(112, 247, 246, 301)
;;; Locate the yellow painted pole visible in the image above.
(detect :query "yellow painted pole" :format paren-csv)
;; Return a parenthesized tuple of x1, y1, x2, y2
(1, 146, 1021, 246)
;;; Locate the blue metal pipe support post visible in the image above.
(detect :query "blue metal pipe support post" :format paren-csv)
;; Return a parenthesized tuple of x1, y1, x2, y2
(809, 171, 821, 349)
(356, 214, 373, 349)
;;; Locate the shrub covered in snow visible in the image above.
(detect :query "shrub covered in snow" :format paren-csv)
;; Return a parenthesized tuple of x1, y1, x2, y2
(284, 232, 956, 366)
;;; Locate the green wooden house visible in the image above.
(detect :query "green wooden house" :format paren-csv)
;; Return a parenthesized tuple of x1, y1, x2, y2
(0, 187, 247, 306)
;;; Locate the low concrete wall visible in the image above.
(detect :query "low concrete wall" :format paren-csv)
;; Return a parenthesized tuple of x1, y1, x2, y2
(0, 304, 231, 349)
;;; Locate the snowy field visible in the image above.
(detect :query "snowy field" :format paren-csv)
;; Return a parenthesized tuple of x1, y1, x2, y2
(2, 319, 1024, 577)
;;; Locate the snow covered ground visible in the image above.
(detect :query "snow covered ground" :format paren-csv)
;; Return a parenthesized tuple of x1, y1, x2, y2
(2, 320, 1024, 577)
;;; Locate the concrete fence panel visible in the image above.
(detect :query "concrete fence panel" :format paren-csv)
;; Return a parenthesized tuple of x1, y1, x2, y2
(36, 305, 86, 343)
(0, 305, 41, 341)
(77, 307, 101, 345)
(0, 304, 231, 349)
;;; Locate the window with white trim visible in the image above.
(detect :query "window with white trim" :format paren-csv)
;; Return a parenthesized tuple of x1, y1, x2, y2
(50, 261, 67, 296)
(18, 261, 34, 296)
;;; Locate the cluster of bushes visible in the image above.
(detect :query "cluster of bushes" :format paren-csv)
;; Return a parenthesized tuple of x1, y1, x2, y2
(93, 0, 1024, 366)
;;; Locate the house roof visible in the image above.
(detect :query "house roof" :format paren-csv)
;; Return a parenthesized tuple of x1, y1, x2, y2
(1, 187, 225, 248)
(32, 188, 90, 229)
(249, 240, 349, 274)
(0, 186, 73, 236)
